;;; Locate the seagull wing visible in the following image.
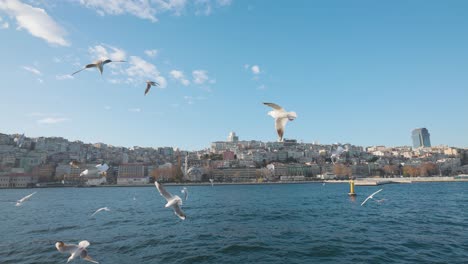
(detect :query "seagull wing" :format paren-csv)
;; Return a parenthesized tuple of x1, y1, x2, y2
(263, 102, 284, 111)
(144, 83, 151, 95)
(18, 192, 36, 203)
(361, 189, 383, 206)
(155, 182, 173, 201)
(72, 64, 96, 75)
(360, 196, 372, 206)
(105, 59, 126, 64)
(83, 255, 99, 264)
(78, 241, 90, 249)
(71, 68, 86, 76)
(91, 208, 104, 217)
(369, 189, 383, 198)
(172, 203, 186, 220)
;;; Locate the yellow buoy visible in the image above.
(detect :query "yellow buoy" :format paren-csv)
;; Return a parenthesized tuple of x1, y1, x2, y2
(348, 179, 357, 196)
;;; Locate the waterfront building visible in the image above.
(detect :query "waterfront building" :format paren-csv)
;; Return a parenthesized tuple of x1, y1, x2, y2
(0, 173, 38, 188)
(117, 163, 148, 185)
(412, 128, 431, 148)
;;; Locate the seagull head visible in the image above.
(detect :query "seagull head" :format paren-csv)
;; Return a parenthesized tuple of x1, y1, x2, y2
(55, 241, 64, 249)
(287, 112, 297, 121)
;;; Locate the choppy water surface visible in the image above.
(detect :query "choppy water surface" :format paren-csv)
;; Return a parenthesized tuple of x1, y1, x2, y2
(0, 182, 467, 263)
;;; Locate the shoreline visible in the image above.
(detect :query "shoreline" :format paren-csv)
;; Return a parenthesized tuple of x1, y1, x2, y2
(1, 177, 467, 189)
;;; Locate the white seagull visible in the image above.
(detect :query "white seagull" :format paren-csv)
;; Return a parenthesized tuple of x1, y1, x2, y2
(14, 133, 25, 147)
(16, 192, 36, 206)
(144, 81, 159, 95)
(55, 240, 99, 263)
(361, 189, 383, 206)
(263, 102, 297, 142)
(95, 163, 109, 175)
(181, 187, 188, 201)
(71, 59, 125, 76)
(154, 181, 186, 220)
(209, 179, 214, 187)
(80, 169, 94, 177)
(80, 163, 108, 177)
(331, 146, 347, 164)
(91, 207, 110, 217)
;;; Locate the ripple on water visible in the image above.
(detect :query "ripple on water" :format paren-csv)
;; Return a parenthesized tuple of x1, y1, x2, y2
(0, 183, 467, 264)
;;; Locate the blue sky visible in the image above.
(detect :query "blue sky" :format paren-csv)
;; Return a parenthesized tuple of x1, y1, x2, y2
(0, 0, 467, 150)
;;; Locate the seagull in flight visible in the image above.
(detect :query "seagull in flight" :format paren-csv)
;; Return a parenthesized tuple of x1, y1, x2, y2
(14, 133, 25, 147)
(144, 81, 159, 95)
(95, 163, 109, 176)
(55, 240, 99, 263)
(91, 207, 110, 217)
(154, 181, 186, 220)
(209, 179, 214, 187)
(331, 146, 347, 164)
(80, 163, 108, 177)
(16, 192, 36, 206)
(263, 102, 297, 142)
(71, 59, 125, 76)
(181, 187, 188, 201)
(361, 189, 383, 206)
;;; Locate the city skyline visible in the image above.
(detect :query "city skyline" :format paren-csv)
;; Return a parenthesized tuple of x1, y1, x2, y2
(1, 1, 468, 150)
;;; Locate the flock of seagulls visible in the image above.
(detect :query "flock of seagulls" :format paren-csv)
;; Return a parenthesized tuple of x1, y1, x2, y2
(14, 180, 386, 263)
(11, 60, 387, 262)
(14, 182, 191, 263)
(71, 59, 159, 96)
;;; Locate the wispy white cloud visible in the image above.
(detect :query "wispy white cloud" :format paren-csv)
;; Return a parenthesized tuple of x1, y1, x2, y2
(251, 65, 260, 74)
(257, 84, 266, 90)
(184, 95, 206, 105)
(77, 0, 232, 21)
(104, 106, 111, 110)
(216, 0, 232, 7)
(170, 70, 190, 86)
(37, 78, 43, 83)
(22, 65, 41, 75)
(128, 108, 141, 113)
(56, 74, 74, 80)
(144, 49, 158, 58)
(0, 0, 69, 46)
(195, 0, 212, 16)
(192, 70, 212, 84)
(78, 0, 158, 22)
(126, 56, 167, 88)
(1, 21, 8, 29)
(88, 44, 126, 61)
(37, 117, 69, 124)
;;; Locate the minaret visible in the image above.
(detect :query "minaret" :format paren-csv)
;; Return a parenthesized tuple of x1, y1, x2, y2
(184, 155, 188, 176)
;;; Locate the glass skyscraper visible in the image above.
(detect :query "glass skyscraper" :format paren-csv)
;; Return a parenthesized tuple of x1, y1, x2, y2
(412, 128, 431, 148)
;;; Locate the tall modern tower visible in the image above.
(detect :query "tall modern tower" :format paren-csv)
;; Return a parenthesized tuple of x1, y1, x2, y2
(227, 132, 239, 142)
(412, 128, 431, 148)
